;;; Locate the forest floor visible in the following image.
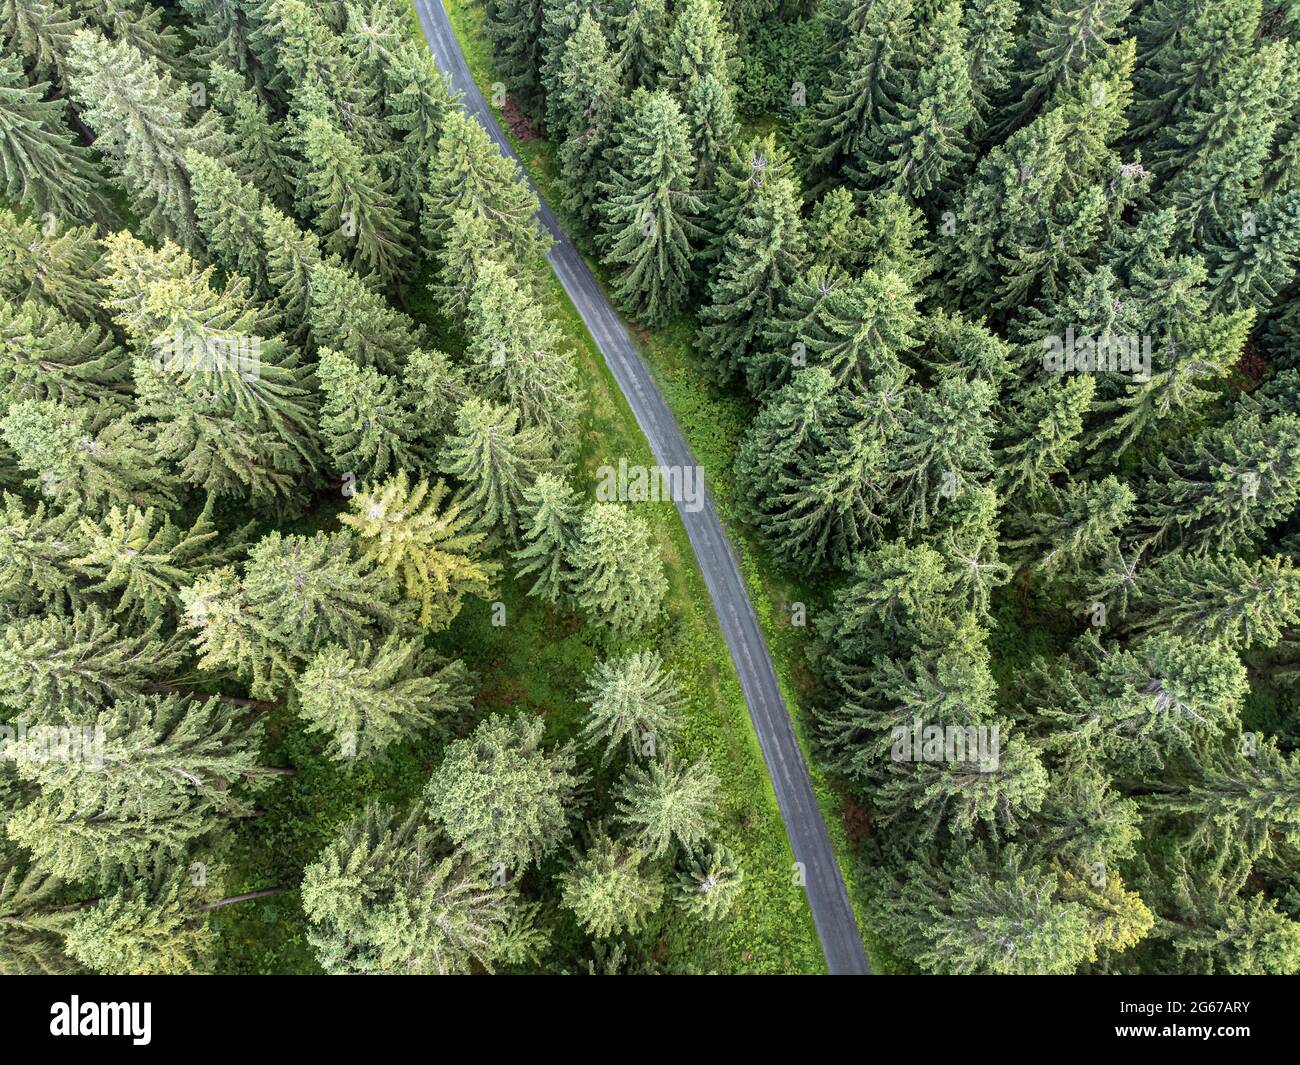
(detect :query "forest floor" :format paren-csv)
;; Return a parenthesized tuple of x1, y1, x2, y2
(415, 0, 904, 972)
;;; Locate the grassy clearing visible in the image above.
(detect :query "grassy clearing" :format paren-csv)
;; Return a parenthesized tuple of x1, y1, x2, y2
(414, 0, 885, 970)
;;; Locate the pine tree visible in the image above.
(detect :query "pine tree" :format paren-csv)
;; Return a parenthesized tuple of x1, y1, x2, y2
(1155, 41, 1287, 245)
(963, 0, 1017, 135)
(340, 472, 500, 629)
(0, 859, 80, 975)
(383, 40, 455, 217)
(697, 134, 805, 383)
(868, 1, 973, 199)
(0, 299, 130, 408)
(422, 108, 549, 267)
(485, 0, 545, 117)
(570, 502, 667, 633)
(998, 376, 1094, 503)
(1004, 0, 1131, 132)
(598, 90, 703, 325)
(539, 0, 597, 135)
(579, 650, 685, 763)
(297, 110, 412, 284)
(403, 348, 471, 456)
(1136, 554, 1300, 650)
(684, 72, 738, 190)
(559, 828, 663, 938)
(0, 0, 83, 84)
(465, 258, 581, 445)
(71, 502, 238, 623)
(673, 840, 743, 921)
(512, 472, 581, 603)
(260, 203, 321, 342)
(1208, 189, 1300, 313)
(615, 756, 720, 858)
(808, 0, 914, 185)
(429, 206, 513, 323)
(316, 347, 424, 482)
(66, 30, 227, 249)
(296, 637, 472, 762)
(439, 397, 552, 546)
(0, 54, 107, 222)
(307, 261, 424, 375)
(181, 566, 297, 700)
(0, 492, 81, 611)
(301, 803, 517, 974)
(425, 713, 580, 872)
(238, 529, 403, 659)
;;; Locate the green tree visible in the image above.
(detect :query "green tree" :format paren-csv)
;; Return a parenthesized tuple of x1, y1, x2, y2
(570, 502, 667, 633)
(559, 828, 663, 938)
(340, 472, 499, 629)
(439, 397, 552, 546)
(424, 713, 580, 872)
(316, 347, 424, 482)
(615, 756, 720, 858)
(553, 14, 623, 232)
(306, 260, 424, 375)
(579, 650, 684, 763)
(597, 90, 703, 325)
(296, 637, 472, 762)
(673, 840, 743, 921)
(0, 299, 130, 408)
(512, 472, 581, 603)
(186, 149, 267, 292)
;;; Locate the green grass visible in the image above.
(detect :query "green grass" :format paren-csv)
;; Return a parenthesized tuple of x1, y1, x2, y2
(408, 0, 889, 971)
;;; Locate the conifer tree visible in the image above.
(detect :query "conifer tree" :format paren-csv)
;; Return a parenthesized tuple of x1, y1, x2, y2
(465, 258, 581, 445)
(697, 134, 805, 382)
(684, 72, 739, 190)
(186, 150, 268, 293)
(868, 1, 973, 199)
(674, 840, 743, 921)
(296, 637, 472, 762)
(598, 90, 703, 325)
(658, 0, 734, 100)
(485, 0, 545, 116)
(0, 54, 107, 222)
(207, 64, 292, 207)
(260, 203, 321, 341)
(298, 111, 412, 284)
(998, 376, 1094, 503)
(425, 713, 580, 872)
(609, 0, 665, 88)
(440, 398, 552, 546)
(559, 828, 663, 938)
(72, 502, 238, 623)
(554, 15, 624, 232)
(0, 300, 130, 409)
(512, 472, 581, 603)
(0, 859, 80, 975)
(0, 0, 83, 84)
(579, 651, 685, 763)
(963, 0, 1017, 135)
(307, 261, 424, 375)
(0, 492, 81, 612)
(0, 210, 105, 323)
(1136, 554, 1300, 650)
(423, 108, 549, 267)
(570, 502, 667, 633)
(316, 347, 424, 482)
(66, 31, 227, 249)
(383, 41, 456, 219)
(301, 803, 518, 974)
(1208, 189, 1300, 313)
(340, 472, 499, 629)
(182, 566, 297, 700)
(615, 757, 720, 858)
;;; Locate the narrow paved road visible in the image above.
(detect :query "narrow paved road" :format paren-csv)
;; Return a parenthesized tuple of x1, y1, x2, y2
(412, 0, 870, 975)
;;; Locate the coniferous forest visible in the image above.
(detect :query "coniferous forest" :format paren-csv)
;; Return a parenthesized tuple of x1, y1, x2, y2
(1, 0, 1299, 981)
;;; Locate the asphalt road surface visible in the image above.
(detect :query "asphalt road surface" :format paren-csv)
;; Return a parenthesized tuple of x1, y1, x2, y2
(412, 0, 871, 975)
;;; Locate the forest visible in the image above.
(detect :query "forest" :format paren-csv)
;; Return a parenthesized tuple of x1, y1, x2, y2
(1, 0, 1299, 977)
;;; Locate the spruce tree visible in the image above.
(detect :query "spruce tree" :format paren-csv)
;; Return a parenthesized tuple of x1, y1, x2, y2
(439, 397, 552, 546)
(674, 840, 743, 921)
(296, 637, 472, 762)
(579, 650, 685, 763)
(553, 14, 624, 233)
(614, 757, 720, 858)
(307, 261, 424, 375)
(0, 492, 81, 611)
(597, 90, 703, 325)
(570, 502, 667, 633)
(559, 828, 663, 938)
(0, 299, 130, 408)
(512, 472, 581, 603)
(316, 347, 424, 482)
(186, 150, 268, 293)
(424, 713, 580, 872)
(340, 472, 500, 629)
